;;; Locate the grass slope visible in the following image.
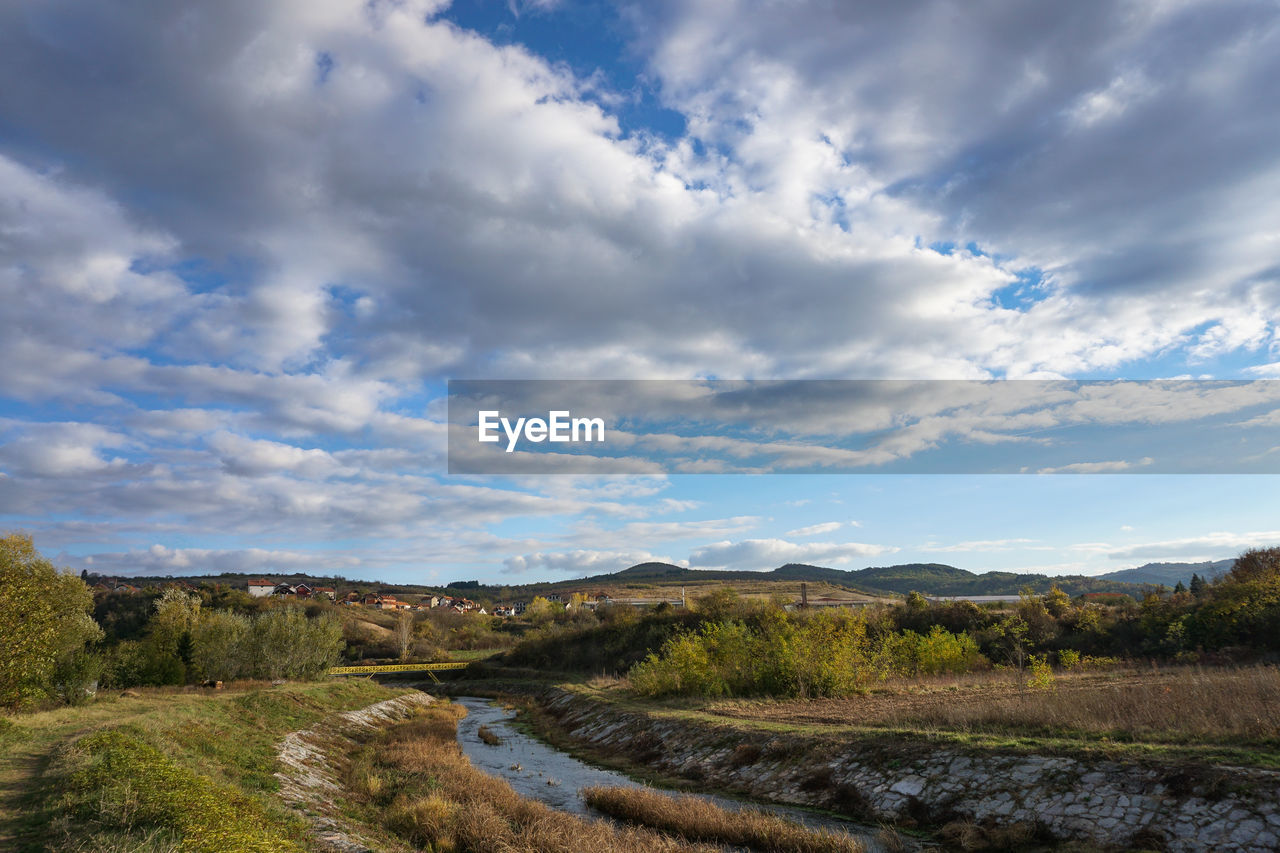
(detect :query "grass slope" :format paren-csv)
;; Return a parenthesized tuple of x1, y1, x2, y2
(0, 679, 405, 852)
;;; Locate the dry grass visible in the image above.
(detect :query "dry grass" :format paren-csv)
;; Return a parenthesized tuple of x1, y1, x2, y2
(710, 665, 1280, 745)
(582, 785, 866, 853)
(476, 724, 502, 746)
(937, 818, 1041, 851)
(346, 703, 719, 853)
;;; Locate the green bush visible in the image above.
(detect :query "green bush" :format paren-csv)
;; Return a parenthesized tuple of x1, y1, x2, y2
(629, 611, 988, 698)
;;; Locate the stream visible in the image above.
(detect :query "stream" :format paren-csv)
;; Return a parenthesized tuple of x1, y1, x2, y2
(451, 696, 892, 850)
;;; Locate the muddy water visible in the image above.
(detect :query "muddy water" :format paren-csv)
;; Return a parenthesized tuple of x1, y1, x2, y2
(452, 696, 891, 850)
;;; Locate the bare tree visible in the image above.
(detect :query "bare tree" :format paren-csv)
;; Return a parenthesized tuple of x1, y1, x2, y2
(396, 610, 414, 661)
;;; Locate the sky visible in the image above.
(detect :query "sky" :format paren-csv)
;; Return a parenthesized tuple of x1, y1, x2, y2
(2, 0, 1280, 584)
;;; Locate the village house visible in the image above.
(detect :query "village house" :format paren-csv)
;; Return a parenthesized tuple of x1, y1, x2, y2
(247, 579, 275, 597)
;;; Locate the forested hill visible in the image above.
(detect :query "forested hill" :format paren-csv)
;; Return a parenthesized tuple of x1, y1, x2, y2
(83, 558, 1232, 601)
(1095, 559, 1234, 587)
(570, 560, 1203, 597)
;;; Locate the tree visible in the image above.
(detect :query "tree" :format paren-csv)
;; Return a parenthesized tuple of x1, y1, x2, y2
(150, 587, 201, 659)
(396, 610, 414, 661)
(0, 533, 104, 708)
(996, 614, 1031, 685)
(694, 587, 741, 620)
(1190, 573, 1206, 597)
(1188, 548, 1280, 650)
(525, 596, 556, 625)
(248, 608, 344, 679)
(1229, 548, 1280, 584)
(1174, 580, 1187, 595)
(191, 610, 251, 682)
(1042, 584, 1073, 619)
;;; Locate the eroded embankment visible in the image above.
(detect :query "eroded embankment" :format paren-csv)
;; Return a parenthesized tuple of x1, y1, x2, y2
(275, 691, 436, 852)
(531, 686, 1280, 852)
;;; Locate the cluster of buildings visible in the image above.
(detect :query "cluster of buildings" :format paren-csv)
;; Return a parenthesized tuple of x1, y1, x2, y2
(245, 580, 489, 614)
(243, 581, 642, 617)
(95, 575, 683, 618)
(246, 580, 337, 600)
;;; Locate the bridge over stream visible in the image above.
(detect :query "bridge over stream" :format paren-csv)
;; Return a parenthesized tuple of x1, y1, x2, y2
(328, 662, 471, 682)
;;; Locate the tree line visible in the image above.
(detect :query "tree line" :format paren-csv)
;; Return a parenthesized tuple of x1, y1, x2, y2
(0, 534, 344, 709)
(507, 548, 1280, 699)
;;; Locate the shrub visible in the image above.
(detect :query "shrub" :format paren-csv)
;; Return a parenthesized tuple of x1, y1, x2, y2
(629, 612, 988, 699)
(1028, 654, 1054, 690)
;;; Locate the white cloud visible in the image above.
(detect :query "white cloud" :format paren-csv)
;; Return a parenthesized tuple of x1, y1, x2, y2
(785, 521, 843, 537)
(1072, 531, 1280, 561)
(72, 544, 361, 576)
(921, 538, 1039, 553)
(688, 538, 897, 570)
(1037, 457, 1154, 474)
(503, 549, 679, 575)
(1034, 455, 1157, 473)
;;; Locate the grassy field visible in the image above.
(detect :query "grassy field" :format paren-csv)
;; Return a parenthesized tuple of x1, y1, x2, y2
(696, 664, 1280, 766)
(0, 679, 406, 852)
(518, 664, 1280, 771)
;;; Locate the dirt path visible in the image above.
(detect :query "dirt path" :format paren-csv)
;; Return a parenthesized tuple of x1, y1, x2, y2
(0, 693, 170, 849)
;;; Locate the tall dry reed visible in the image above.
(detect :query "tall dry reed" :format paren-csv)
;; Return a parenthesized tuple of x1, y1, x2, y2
(582, 785, 866, 853)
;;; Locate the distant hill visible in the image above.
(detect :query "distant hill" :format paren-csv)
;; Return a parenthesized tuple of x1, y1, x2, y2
(89, 555, 1232, 604)
(549, 560, 1162, 598)
(831, 564, 1155, 597)
(1097, 559, 1234, 587)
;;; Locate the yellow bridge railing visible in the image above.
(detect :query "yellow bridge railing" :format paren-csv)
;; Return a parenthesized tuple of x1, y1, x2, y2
(329, 662, 471, 682)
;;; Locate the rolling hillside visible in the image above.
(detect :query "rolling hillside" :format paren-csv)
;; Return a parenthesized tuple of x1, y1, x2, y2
(87, 556, 1235, 604)
(1097, 559, 1234, 587)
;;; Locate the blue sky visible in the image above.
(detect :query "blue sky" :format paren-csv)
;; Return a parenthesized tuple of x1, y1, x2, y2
(2, 0, 1280, 583)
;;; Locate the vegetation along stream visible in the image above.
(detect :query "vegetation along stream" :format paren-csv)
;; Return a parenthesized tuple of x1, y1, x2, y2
(451, 696, 896, 850)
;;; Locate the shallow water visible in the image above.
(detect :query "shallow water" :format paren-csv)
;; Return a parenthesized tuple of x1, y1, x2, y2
(452, 695, 890, 849)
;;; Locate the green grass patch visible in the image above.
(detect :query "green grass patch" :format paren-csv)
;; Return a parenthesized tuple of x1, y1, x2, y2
(61, 728, 306, 852)
(1, 679, 408, 851)
(447, 648, 504, 662)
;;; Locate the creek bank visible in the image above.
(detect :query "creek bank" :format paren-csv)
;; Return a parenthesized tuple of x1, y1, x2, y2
(452, 695, 891, 849)
(518, 685, 1280, 852)
(275, 691, 435, 852)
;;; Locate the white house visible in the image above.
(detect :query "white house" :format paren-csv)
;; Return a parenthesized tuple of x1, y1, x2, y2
(247, 579, 275, 598)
